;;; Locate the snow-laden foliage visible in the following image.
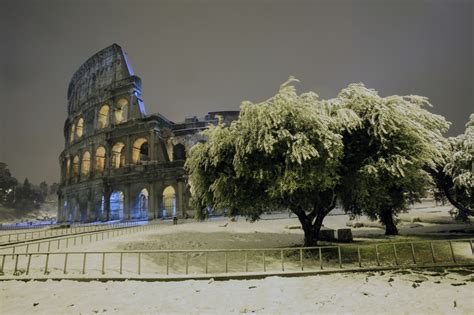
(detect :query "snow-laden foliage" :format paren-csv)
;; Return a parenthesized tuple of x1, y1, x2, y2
(186, 77, 359, 245)
(335, 84, 450, 234)
(445, 115, 473, 195)
(186, 78, 451, 241)
(431, 115, 473, 217)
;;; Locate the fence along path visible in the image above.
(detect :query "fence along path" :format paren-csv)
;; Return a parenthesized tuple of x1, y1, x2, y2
(0, 221, 147, 245)
(0, 222, 160, 257)
(1, 238, 472, 280)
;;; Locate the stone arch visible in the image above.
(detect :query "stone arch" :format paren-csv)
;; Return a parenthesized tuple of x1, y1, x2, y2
(65, 157, 71, 182)
(173, 143, 186, 161)
(132, 188, 149, 219)
(97, 105, 109, 129)
(72, 155, 80, 181)
(114, 98, 128, 124)
(81, 151, 91, 177)
(70, 124, 75, 143)
(111, 142, 126, 168)
(162, 186, 176, 218)
(95, 146, 106, 174)
(109, 190, 124, 220)
(76, 117, 84, 138)
(132, 137, 149, 164)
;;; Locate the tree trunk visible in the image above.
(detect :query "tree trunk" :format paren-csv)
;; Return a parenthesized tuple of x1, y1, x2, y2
(380, 208, 398, 235)
(296, 210, 326, 247)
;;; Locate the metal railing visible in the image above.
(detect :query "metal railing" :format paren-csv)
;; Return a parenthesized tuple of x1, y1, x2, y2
(0, 222, 160, 256)
(1, 238, 472, 279)
(0, 221, 149, 245)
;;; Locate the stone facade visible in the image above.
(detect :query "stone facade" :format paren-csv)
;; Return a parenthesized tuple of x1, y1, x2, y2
(57, 44, 238, 222)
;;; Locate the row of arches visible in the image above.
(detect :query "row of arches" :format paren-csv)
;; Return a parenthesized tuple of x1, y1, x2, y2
(64, 140, 186, 183)
(69, 99, 129, 144)
(62, 186, 177, 222)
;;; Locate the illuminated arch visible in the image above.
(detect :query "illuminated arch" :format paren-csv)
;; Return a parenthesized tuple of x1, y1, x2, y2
(72, 155, 80, 181)
(114, 98, 128, 124)
(65, 157, 71, 180)
(132, 138, 148, 164)
(135, 188, 149, 219)
(111, 142, 126, 168)
(95, 146, 106, 173)
(70, 124, 75, 143)
(109, 191, 124, 220)
(97, 105, 109, 129)
(76, 118, 84, 138)
(81, 151, 91, 177)
(162, 186, 176, 217)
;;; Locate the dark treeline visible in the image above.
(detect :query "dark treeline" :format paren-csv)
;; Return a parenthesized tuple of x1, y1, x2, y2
(0, 162, 58, 212)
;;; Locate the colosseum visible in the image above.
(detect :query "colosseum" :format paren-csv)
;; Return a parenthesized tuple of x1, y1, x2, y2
(57, 44, 238, 223)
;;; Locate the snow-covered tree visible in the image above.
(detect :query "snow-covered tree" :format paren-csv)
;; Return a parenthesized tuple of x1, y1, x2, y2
(430, 114, 473, 217)
(187, 78, 359, 246)
(337, 84, 450, 235)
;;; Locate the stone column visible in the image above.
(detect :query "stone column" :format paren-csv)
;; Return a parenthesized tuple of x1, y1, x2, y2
(125, 184, 132, 220)
(148, 182, 156, 220)
(126, 136, 132, 166)
(177, 180, 185, 218)
(149, 130, 156, 162)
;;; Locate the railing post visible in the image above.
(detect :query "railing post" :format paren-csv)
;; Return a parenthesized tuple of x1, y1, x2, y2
(245, 252, 248, 272)
(14, 254, 19, 274)
(37, 242, 40, 253)
(102, 253, 105, 275)
(281, 250, 284, 272)
(26, 244, 29, 254)
(26, 254, 32, 275)
(1, 255, 6, 273)
(300, 248, 303, 271)
(338, 246, 342, 269)
(82, 253, 87, 274)
(224, 252, 228, 273)
(470, 240, 473, 255)
(205, 252, 208, 274)
(120, 253, 123, 275)
(44, 253, 50, 275)
(186, 253, 189, 275)
(63, 253, 68, 274)
(430, 242, 436, 263)
(262, 251, 266, 272)
(319, 247, 323, 270)
(375, 244, 380, 266)
(166, 253, 169, 275)
(410, 242, 416, 265)
(449, 241, 456, 263)
(138, 253, 141, 275)
(357, 246, 362, 268)
(393, 244, 399, 265)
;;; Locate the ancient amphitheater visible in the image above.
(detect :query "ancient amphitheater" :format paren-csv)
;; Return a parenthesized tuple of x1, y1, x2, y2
(57, 44, 238, 223)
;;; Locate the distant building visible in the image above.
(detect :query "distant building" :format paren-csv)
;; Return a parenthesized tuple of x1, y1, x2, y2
(58, 44, 238, 222)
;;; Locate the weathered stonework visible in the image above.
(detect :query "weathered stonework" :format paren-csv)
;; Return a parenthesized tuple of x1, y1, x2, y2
(58, 44, 238, 222)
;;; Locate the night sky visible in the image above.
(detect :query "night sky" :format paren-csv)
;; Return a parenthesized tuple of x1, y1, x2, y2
(0, 0, 472, 185)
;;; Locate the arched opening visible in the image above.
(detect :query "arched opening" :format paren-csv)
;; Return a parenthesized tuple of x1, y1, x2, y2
(132, 138, 149, 164)
(95, 146, 106, 174)
(70, 124, 75, 143)
(133, 188, 149, 219)
(97, 105, 109, 129)
(76, 118, 84, 138)
(110, 191, 124, 220)
(65, 157, 70, 181)
(81, 151, 91, 177)
(114, 98, 128, 124)
(69, 198, 79, 222)
(112, 142, 126, 168)
(162, 186, 176, 218)
(173, 143, 186, 161)
(72, 155, 80, 181)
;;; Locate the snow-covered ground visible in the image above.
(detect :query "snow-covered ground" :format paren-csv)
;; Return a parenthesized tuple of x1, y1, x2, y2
(0, 202, 473, 314)
(1, 268, 473, 314)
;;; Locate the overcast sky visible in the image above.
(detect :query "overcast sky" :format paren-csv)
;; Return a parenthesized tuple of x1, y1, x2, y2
(0, 0, 472, 185)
